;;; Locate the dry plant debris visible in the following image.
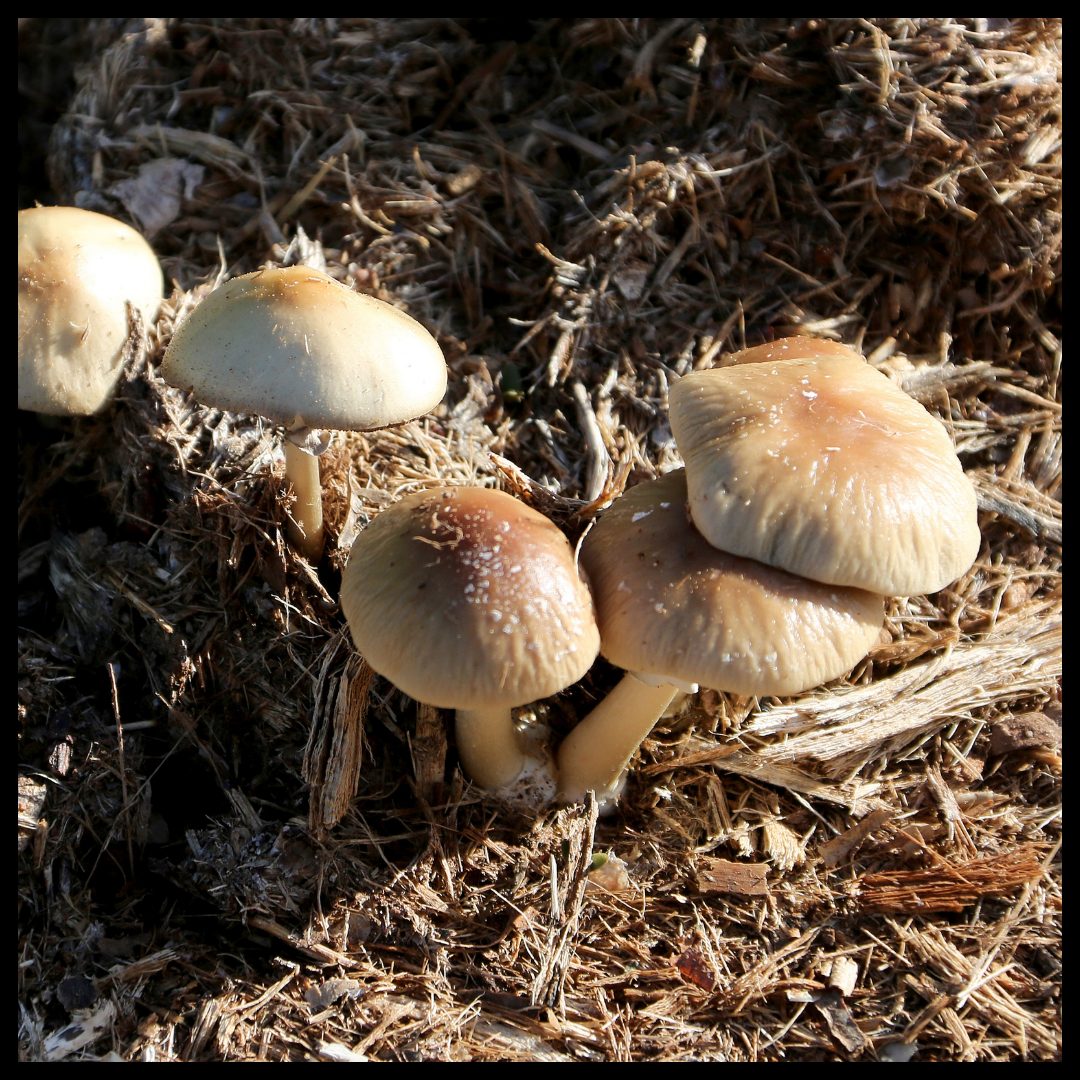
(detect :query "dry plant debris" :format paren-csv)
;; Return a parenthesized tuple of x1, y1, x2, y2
(854, 842, 1049, 914)
(19, 18, 1059, 1062)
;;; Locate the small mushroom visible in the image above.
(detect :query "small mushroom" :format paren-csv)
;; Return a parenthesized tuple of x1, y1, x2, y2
(340, 486, 600, 798)
(161, 266, 446, 561)
(669, 341, 980, 595)
(19, 206, 163, 416)
(556, 471, 884, 807)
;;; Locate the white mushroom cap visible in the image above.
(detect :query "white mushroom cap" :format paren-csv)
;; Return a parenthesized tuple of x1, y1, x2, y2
(18, 206, 164, 415)
(580, 471, 885, 697)
(340, 486, 600, 710)
(161, 266, 446, 431)
(669, 348, 981, 595)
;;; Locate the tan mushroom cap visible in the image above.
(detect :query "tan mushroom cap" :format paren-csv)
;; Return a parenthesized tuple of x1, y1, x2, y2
(340, 486, 600, 710)
(580, 471, 885, 697)
(669, 351, 981, 595)
(161, 266, 446, 431)
(723, 336, 865, 366)
(19, 206, 164, 415)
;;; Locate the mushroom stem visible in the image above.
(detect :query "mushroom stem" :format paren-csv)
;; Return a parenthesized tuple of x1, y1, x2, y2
(455, 707, 528, 790)
(556, 674, 679, 807)
(283, 439, 325, 562)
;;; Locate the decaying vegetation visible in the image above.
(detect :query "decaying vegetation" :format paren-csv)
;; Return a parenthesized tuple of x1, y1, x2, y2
(19, 19, 1060, 1061)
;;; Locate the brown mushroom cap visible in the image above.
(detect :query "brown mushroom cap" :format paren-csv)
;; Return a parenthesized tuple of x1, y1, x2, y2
(579, 471, 885, 697)
(19, 206, 164, 416)
(340, 486, 600, 710)
(161, 266, 446, 431)
(669, 351, 981, 595)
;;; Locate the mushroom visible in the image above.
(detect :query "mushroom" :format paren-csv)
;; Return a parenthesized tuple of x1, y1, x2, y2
(161, 265, 447, 561)
(556, 470, 884, 807)
(340, 486, 600, 797)
(19, 206, 163, 416)
(668, 342, 981, 595)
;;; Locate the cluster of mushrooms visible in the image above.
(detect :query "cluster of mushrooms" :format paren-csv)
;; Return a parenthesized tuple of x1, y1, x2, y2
(19, 205, 981, 813)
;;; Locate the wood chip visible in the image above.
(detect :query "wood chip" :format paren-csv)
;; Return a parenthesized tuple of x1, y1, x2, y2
(855, 844, 1048, 913)
(924, 764, 971, 849)
(18, 775, 48, 853)
(304, 978, 363, 1010)
(814, 989, 869, 1054)
(989, 711, 1062, 756)
(302, 643, 373, 832)
(695, 857, 769, 896)
(318, 1042, 369, 1062)
(819, 808, 893, 867)
(530, 797, 599, 1010)
(675, 945, 717, 991)
(827, 955, 860, 997)
(761, 820, 805, 871)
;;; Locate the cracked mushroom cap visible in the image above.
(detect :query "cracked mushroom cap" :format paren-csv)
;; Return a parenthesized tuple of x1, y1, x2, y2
(19, 206, 164, 415)
(340, 486, 600, 710)
(669, 348, 981, 595)
(161, 266, 446, 431)
(579, 471, 885, 697)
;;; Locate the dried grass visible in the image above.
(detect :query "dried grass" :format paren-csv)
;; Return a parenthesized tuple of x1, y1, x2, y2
(19, 18, 1060, 1062)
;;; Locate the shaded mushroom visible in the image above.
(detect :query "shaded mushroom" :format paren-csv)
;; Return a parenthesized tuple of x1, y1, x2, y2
(161, 265, 446, 561)
(557, 470, 884, 807)
(340, 486, 600, 798)
(19, 206, 163, 416)
(669, 342, 981, 595)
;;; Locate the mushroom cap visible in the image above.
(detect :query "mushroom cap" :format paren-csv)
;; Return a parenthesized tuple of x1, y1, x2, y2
(669, 350, 981, 595)
(579, 471, 885, 697)
(161, 266, 447, 431)
(722, 336, 865, 366)
(19, 206, 164, 415)
(340, 486, 600, 710)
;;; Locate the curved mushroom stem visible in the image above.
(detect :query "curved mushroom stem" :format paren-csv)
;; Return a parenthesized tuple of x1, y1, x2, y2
(455, 707, 530, 790)
(556, 674, 680, 808)
(283, 439, 325, 562)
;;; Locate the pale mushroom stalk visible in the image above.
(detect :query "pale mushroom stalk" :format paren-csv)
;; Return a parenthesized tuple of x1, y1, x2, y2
(454, 708, 531, 791)
(557, 673, 680, 805)
(283, 434, 326, 562)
